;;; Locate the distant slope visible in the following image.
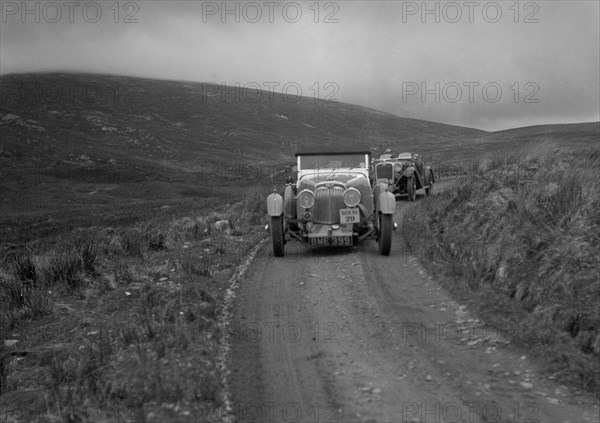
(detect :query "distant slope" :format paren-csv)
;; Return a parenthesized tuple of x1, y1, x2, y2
(2, 73, 597, 173)
(0, 72, 480, 241)
(483, 122, 599, 140)
(0, 73, 487, 170)
(0, 73, 597, 242)
(467, 122, 600, 159)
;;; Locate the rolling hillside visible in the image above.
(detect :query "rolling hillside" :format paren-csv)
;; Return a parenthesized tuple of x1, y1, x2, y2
(470, 122, 600, 157)
(1, 73, 598, 243)
(0, 72, 485, 242)
(0, 73, 487, 165)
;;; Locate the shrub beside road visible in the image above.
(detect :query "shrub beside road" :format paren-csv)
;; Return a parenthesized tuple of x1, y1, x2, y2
(402, 144, 600, 395)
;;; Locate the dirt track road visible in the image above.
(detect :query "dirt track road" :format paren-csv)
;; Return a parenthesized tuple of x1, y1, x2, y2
(229, 184, 599, 423)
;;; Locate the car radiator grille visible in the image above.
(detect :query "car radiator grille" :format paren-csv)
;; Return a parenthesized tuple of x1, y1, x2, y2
(313, 186, 344, 224)
(376, 163, 394, 180)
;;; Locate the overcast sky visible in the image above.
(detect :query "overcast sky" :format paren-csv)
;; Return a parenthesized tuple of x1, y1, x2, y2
(1, 0, 598, 131)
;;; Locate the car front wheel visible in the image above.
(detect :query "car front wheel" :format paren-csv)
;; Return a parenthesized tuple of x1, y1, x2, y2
(378, 213, 393, 256)
(271, 215, 285, 257)
(407, 176, 416, 202)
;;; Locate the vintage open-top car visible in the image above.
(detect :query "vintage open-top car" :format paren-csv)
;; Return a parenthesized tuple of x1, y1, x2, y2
(267, 150, 396, 256)
(372, 152, 434, 201)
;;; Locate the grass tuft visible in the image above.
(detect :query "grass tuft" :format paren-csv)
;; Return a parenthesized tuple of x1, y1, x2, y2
(402, 145, 600, 394)
(144, 222, 168, 251)
(0, 185, 269, 420)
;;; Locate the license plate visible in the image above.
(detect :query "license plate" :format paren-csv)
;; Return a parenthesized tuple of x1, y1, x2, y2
(310, 236, 352, 246)
(340, 208, 359, 224)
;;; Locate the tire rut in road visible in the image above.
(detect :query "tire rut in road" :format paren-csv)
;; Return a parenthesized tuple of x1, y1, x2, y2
(229, 246, 344, 422)
(229, 240, 473, 422)
(229, 183, 599, 423)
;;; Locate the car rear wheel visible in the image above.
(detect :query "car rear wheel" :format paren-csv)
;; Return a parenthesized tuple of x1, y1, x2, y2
(271, 215, 285, 257)
(425, 178, 433, 196)
(407, 176, 416, 202)
(378, 213, 393, 256)
(425, 171, 434, 196)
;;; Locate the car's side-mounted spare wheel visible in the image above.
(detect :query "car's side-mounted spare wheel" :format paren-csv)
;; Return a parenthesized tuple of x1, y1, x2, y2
(378, 213, 393, 256)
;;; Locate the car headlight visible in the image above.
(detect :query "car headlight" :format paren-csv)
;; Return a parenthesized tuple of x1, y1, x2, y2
(394, 163, 403, 172)
(297, 189, 315, 209)
(343, 188, 361, 207)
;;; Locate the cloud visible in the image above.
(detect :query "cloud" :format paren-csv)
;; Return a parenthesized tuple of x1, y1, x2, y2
(1, 0, 598, 131)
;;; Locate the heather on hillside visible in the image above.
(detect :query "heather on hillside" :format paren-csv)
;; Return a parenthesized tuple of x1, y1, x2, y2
(0, 187, 267, 422)
(403, 144, 600, 394)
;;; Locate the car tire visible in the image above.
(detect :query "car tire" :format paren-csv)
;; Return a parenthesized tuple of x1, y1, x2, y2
(271, 215, 285, 257)
(407, 176, 416, 202)
(425, 177, 433, 196)
(425, 171, 434, 196)
(378, 213, 393, 256)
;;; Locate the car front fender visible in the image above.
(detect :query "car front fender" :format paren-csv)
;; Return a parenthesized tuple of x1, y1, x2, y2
(425, 166, 434, 183)
(267, 193, 284, 216)
(283, 185, 296, 219)
(377, 191, 396, 214)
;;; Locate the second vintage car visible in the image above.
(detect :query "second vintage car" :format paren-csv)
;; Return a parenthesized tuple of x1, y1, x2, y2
(267, 149, 396, 256)
(372, 152, 434, 201)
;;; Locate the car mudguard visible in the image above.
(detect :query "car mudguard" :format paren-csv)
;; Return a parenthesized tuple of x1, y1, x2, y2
(283, 185, 296, 219)
(408, 167, 423, 188)
(377, 191, 396, 214)
(267, 193, 283, 216)
(425, 166, 434, 183)
(404, 168, 415, 182)
(373, 182, 386, 204)
(373, 183, 396, 214)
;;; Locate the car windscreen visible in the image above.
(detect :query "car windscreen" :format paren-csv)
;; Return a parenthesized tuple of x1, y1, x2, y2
(299, 154, 366, 170)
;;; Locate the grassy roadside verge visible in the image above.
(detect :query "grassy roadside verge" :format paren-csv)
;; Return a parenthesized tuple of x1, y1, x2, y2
(0, 187, 269, 422)
(402, 143, 600, 396)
